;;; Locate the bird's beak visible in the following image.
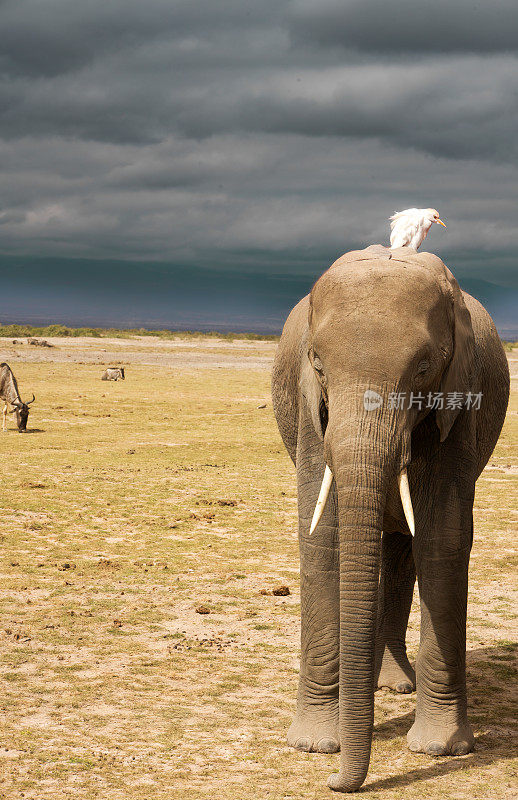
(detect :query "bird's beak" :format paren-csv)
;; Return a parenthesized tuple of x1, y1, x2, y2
(435, 218, 447, 228)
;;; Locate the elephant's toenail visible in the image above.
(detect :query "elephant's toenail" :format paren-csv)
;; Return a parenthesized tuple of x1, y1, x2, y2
(316, 738, 340, 753)
(395, 681, 413, 694)
(451, 741, 471, 756)
(295, 738, 311, 752)
(426, 741, 448, 756)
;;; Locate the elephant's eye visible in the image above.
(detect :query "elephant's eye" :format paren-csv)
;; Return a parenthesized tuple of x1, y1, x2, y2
(310, 352, 328, 394)
(416, 359, 429, 376)
(313, 356, 324, 374)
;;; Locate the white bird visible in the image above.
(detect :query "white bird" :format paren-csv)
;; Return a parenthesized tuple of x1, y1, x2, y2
(389, 207, 446, 250)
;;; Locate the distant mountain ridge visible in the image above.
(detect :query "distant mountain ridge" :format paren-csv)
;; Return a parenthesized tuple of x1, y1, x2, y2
(0, 255, 516, 338)
(459, 278, 518, 336)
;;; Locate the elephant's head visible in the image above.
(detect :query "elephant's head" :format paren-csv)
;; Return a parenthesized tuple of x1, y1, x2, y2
(302, 250, 474, 791)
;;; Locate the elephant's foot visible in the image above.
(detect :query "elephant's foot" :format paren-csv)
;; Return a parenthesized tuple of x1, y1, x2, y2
(407, 718, 474, 756)
(327, 770, 366, 793)
(377, 653, 415, 693)
(287, 702, 340, 753)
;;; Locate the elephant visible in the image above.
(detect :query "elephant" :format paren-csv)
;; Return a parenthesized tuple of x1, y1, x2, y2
(271, 245, 509, 793)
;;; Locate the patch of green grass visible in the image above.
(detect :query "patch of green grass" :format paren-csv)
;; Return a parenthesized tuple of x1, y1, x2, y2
(0, 322, 279, 341)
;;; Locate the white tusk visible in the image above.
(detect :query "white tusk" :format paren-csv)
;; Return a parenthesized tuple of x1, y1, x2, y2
(309, 465, 333, 535)
(398, 468, 415, 536)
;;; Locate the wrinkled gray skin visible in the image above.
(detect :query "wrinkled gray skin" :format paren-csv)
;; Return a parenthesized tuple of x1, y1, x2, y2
(271, 246, 509, 793)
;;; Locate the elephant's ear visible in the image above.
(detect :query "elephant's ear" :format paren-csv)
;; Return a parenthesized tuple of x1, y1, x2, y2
(436, 268, 475, 442)
(300, 344, 326, 440)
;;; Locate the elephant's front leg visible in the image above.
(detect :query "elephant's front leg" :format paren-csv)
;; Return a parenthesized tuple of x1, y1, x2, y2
(408, 525, 474, 756)
(375, 531, 416, 693)
(287, 415, 340, 754)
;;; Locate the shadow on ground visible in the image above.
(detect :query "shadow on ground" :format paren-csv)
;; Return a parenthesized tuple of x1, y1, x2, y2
(364, 642, 517, 792)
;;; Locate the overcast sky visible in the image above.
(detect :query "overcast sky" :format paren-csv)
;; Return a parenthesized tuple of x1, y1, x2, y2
(1, 0, 517, 287)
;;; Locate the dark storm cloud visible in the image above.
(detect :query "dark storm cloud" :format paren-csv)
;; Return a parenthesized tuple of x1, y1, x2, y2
(1, 0, 516, 161)
(288, 0, 518, 55)
(169, 58, 518, 162)
(0, 0, 517, 295)
(0, 0, 282, 77)
(2, 45, 516, 162)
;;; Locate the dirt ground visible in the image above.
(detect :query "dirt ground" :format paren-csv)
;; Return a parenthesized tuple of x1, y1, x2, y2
(0, 336, 516, 800)
(3, 335, 277, 370)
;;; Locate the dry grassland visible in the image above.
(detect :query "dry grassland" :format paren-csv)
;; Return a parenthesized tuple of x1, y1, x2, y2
(0, 336, 516, 799)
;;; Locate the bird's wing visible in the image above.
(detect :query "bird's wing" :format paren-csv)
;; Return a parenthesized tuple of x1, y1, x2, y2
(389, 208, 419, 229)
(390, 218, 412, 247)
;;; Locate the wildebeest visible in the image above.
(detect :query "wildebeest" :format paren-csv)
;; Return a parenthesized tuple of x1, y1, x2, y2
(101, 367, 125, 381)
(1, 363, 35, 432)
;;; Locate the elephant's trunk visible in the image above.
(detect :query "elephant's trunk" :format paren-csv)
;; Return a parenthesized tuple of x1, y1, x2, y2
(324, 389, 403, 792)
